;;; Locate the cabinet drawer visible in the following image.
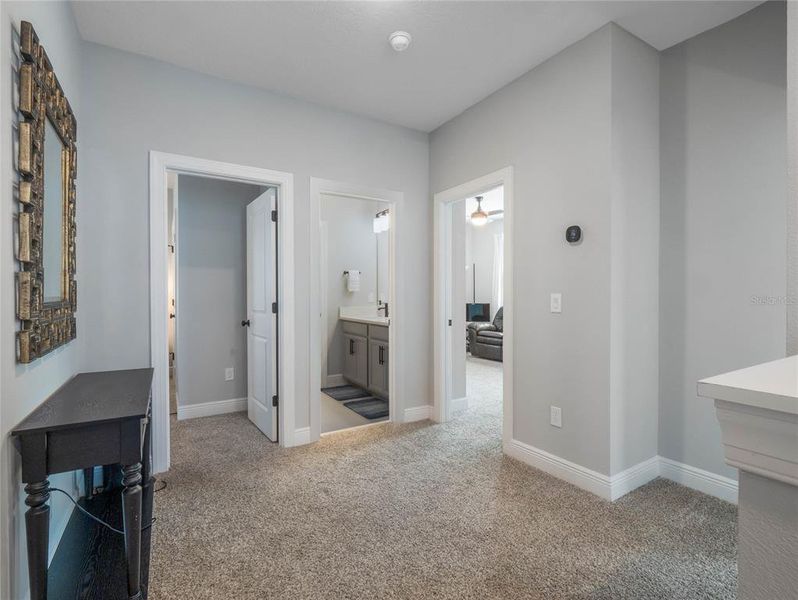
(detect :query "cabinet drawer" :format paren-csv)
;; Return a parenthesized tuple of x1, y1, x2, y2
(342, 320, 368, 337)
(369, 325, 389, 342)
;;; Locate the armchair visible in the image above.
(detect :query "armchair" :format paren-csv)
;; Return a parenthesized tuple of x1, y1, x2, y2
(467, 307, 503, 361)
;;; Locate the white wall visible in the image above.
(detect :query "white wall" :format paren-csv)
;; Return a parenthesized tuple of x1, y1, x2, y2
(465, 219, 503, 313)
(321, 194, 380, 379)
(432, 25, 616, 474)
(1, 4, 85, 598)
(176, 175, 263, 407)
(77, 42, 430, 434)
(659, 1, 787, 479)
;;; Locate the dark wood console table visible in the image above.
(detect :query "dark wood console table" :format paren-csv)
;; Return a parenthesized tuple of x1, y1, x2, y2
(11, 368, 154, 600)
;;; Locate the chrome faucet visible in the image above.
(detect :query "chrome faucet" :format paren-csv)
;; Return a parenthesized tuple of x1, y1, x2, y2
(377, 302, 389, 318)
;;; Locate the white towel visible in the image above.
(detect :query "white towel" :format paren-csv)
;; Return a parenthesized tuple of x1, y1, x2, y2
(346, 270, 360, 293)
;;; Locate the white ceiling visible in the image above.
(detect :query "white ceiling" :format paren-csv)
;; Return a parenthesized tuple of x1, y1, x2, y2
(71, 1, 762, 132)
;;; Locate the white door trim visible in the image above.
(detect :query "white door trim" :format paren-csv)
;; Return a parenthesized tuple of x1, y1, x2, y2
(309, 177, 402, 442)
(149, 151, 296, 474)
(433, 167, 514, 446)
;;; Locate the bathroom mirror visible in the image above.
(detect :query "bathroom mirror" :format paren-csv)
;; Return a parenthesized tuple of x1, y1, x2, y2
(42, 117, 66, 302)
(16, 21, 78, 363)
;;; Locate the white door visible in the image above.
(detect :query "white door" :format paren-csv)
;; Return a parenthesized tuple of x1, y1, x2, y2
(246, 190, 278, 441)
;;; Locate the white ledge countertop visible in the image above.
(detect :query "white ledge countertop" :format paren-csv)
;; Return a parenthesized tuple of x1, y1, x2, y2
(338, 306, 389, 326)
(697, 355, 798, 415)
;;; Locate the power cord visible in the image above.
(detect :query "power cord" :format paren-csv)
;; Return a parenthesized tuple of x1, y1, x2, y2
(50, 487, 157, 536)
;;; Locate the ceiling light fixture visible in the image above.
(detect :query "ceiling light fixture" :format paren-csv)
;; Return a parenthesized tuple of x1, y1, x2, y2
(389, 30, 412, 52)
(470, 196, 488, 226)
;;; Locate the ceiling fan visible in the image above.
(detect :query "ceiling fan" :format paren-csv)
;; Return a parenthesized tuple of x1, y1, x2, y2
(469, 196, 504, 226)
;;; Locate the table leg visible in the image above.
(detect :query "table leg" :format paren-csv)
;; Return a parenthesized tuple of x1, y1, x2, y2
(122, 462, 143, 600)
(83, 467, 94, 499)
(24, 479, 50, 600)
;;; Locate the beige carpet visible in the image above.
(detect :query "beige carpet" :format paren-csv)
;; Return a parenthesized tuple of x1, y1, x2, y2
(151, 357, 737, 599)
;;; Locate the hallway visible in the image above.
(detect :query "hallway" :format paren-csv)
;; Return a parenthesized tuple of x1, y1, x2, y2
(151, 358, 736, 599)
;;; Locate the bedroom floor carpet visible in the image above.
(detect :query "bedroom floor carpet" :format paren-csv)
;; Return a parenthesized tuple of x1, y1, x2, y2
(151, 357, 737, 599)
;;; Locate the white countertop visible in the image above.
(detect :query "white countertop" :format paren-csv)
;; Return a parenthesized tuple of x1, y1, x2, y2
(339, 306, 389, 327)
(697, 355, 798, 415)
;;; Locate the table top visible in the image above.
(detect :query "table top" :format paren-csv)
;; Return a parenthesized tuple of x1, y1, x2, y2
(697, 355, 798, 415)
(12, 368, 154, 436)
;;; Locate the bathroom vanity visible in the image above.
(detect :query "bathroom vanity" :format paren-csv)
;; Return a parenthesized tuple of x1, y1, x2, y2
(340, 307, 389, 399)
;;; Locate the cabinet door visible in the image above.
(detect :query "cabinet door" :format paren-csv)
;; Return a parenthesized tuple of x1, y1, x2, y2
(368, 339, 389, 398)
(344, 334, 367, 388)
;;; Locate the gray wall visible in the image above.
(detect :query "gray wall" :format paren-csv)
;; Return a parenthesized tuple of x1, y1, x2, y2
(451, 201, 466, 400)
(431, 26, 616, 474)
(659, 1, 787, 479)
(321, 194, 380, 379)
(176, 175, 263, 407)
(608, 25, 661, 475)
(788, 1, 798, 356)
(77, 41, 430, 432)
(0, 4, 85, 599)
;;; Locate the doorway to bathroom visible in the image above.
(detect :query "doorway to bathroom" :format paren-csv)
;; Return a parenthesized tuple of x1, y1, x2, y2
(309, 178, 401, 438)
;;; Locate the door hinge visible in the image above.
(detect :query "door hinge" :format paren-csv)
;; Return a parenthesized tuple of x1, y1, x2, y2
(448, 319, 452, 326)
(271, 209, 277, 223)
(272, 395, 278, 407)
(271, 302, 278, 314)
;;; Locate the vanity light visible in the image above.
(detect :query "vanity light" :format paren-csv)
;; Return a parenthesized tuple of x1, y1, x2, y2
(373, 209, 390, 233)
(470, 196, 488, 226)
(389, 31, 412, 52)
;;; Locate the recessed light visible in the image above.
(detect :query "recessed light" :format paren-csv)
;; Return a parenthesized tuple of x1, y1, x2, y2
(389, 31, 412, 52)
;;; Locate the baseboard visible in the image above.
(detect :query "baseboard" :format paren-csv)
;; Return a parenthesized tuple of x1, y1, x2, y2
(609, 456, 661, 501)
(659, 457, 738, 504)
(293, 427, 311, 445)
(324, 373, 346, 388)
(404, 405, 432, 422)
(504, 439, 613, 499)
(504, 439, 738, 504)
(450, 396, 468, 413)
(177, 397, 247, 420)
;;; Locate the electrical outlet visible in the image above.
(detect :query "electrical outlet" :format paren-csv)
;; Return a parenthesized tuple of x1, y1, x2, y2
(225, 367, 234, 381)
(550, 293, 562, 314)
(550, 405, 562, 428)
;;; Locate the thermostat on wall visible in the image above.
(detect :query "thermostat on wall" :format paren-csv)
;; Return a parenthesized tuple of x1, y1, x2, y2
(566, 225, 582, 243)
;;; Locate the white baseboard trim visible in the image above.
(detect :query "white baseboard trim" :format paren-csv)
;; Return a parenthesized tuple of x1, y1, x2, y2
(404, 405, 432, 422)
(609, 456, 661, 501)
(177, 397, 247, 420)
(504, 439, 613, 499)
(450, 396, 468, 414)
(293, 427, 311, 445)
(659, 457, 738, 504)
(504, 439, 738, 503)
(324, 373, 346, 388)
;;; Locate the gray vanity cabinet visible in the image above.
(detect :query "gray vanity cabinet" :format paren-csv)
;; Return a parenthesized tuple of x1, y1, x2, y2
(343, 333, 368, 388)
(367, 325, 389, 399)
(368, 339, 389, 398)
(342, 321, 389, 398)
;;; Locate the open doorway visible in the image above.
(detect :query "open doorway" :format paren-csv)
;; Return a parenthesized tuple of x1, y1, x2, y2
(309, 178, 401, 441)
(167, 173, 278, 440)
(150, 152, 296, 474)
(434, 168, 514, 445)
(318, 194, 392, 434)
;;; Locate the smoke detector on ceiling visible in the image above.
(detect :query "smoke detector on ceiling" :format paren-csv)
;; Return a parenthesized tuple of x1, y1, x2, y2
(389, 31, 412, 52)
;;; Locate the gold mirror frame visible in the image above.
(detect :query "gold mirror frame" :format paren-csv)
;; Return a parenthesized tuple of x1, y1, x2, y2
(16, 21, 77, 363)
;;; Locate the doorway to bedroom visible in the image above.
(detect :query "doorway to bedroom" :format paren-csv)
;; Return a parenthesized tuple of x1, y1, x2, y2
(434, 169, 513, 442)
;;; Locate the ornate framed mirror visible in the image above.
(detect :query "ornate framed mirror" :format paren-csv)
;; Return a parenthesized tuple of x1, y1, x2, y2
(16, 21, 77, 363)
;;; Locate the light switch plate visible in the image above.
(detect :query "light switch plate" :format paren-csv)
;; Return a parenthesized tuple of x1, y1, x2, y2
(550, 293, 562, 313)
(225, 367, 234, 381)
(550, 406, 562, 428)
